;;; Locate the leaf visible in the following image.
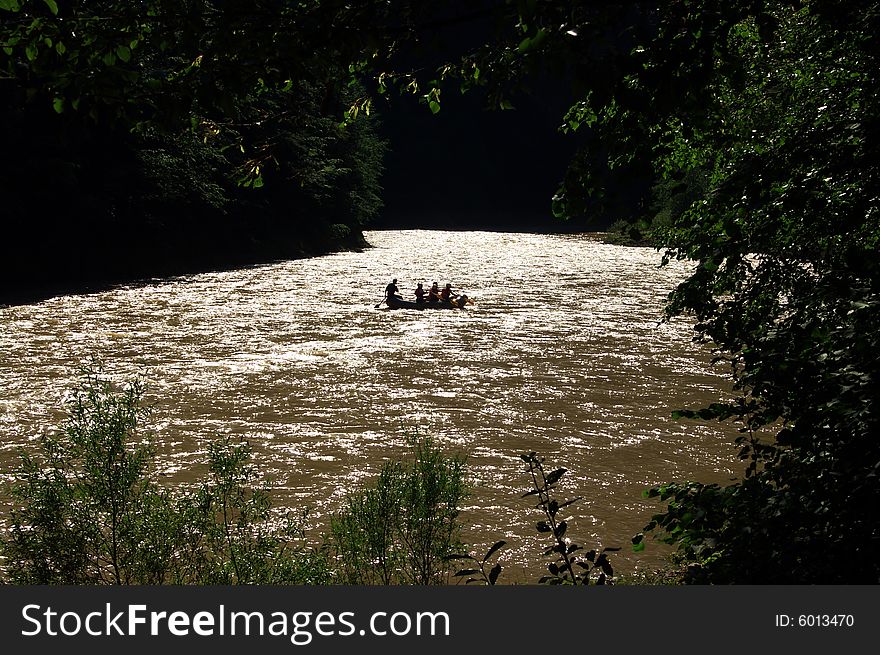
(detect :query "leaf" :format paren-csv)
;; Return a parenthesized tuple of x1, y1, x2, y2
(544, 468, 567, 486)
(499, 99, 515, 110)
(488, 563, 502, 585)
(43, 0, 58, 14)
(428, 100, 440, 114)
(554, 520, 567, 538)
(483, 540, 506, 562)
(52, 97, 64, 113)
(25, 43, 37, 61)
(596, 553, 613, 576)
(102, 51, 116, 66)
(536, 520, 552, 533)
(516, 28, 547, 53)
(55, 41, 65, 55)
(0, 1, 22, 13)
(116, 46, 131, 63)
(454, 568, 480, 577)
(557, 496, 583, 510)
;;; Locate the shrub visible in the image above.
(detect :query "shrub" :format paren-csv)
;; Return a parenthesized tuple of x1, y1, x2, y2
(329, 436, 467, 585)
(0, 370, 329, 584)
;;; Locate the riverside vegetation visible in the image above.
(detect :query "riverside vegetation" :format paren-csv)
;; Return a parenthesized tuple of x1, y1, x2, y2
(0, 371, 613, 585)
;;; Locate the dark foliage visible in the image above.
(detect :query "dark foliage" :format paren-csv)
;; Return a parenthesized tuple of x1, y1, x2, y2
(0, 2, 385, 303)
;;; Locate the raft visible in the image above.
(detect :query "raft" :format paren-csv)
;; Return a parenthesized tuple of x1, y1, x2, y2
(383, 294, 469, 310)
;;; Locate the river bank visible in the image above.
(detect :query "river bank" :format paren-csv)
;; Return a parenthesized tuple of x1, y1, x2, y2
(0, 225, 369, 307)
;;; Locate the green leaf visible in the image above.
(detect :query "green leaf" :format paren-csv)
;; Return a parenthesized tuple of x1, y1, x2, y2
(25, 43, 38, 61)
(499, 99, 515, 110)
(55, 41, 65, 55)
(428, 100, 441, 114)
(102, 51, 116, 66)
(0, 0, 21, 12)
(43, 0, 58, 15)
(2, 47, 12, 56)
(52, 97, 64, 113)
(116, 45, 131, 63)
(516, 28, 547, 53)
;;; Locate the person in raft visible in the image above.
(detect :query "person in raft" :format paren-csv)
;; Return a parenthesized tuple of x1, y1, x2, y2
(427, 281, 441, 303)
(385, 278, 402, 302)
(440, 283, 458, 302)
(414, 282, 426, 304)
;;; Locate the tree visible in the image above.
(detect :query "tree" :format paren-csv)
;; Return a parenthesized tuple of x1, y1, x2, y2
(466, 0, 879, 582)
(366, 0, 880, 581)
(0, 1, 388, 299)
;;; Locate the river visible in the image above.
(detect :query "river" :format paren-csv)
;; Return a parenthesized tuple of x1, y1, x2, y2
(0, 229, 740, 581)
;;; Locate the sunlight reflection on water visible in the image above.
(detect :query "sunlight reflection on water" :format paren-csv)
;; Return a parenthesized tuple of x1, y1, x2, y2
(0, 229, 741, 579)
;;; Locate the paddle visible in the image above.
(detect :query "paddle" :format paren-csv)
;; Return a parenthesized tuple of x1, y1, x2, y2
(374, 297, 385, 308)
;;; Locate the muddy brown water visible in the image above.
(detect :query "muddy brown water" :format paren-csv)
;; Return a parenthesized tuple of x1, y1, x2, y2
(0, 230, 741, 581)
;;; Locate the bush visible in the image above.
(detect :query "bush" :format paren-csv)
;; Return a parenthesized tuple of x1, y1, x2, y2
(0, 370, 329, 584)
(329, 436, 467, 585)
